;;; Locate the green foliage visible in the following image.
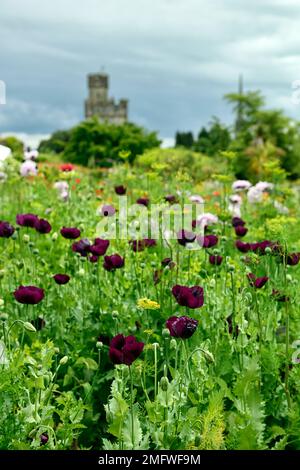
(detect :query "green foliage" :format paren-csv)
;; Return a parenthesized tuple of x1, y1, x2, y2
(38, 130, 72, 154)
(0, 135, 24, 154)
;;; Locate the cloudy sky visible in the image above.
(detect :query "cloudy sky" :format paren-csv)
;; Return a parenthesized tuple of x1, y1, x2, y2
(1, 0, 300, 145)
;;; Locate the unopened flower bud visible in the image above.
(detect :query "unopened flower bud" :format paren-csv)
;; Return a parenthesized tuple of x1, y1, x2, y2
(59, 355, 68, 365)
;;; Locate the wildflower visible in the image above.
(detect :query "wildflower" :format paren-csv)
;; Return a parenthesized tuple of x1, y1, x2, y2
(196, 213, 218, 228)
(189, 194, 204, 204)
(0, 221, 15, 238)
(136, 197, 149, 207)
(99, 204, 116, 217)
(53, 274, 70, 285)
(234, 225, 248, 237)
(72, 238, 91, 257)
(130, 240, 145, 252)
(232, 217, 246, 227)
(197, 234, 218, 248)
(236, 240, 251, 253)
(166, 316, 198, 339)
(286, 253, 300, 266)
(109, 334, 144, 366)
(177, 229, 196, 246)
(232, 180, 252, 192)
(209, 254, 223, 265)
(60, 163, 74, 172)
(143, 238, 157, 247)
(115, 185, 126, 195)
(90, 238, 110, 256)
(165, 194, 178, 204)
(20, 160, 37, 177)
(172, 285, 204, 309)
(40, 433, 49, 446)
(137, 298, 160, 310)
(14, 285, 44, 304)
(16, 213, 39, 228)
(161, 257, 175, 268)
(247, 273, 269, 288)
(89, 255, 99, 263)
(35, 218, 52, 234)
(31, 317, 46, 331)
(60, 227, 81, 239)
(103, 254, 124, 271)
(272, 289, 289, 302)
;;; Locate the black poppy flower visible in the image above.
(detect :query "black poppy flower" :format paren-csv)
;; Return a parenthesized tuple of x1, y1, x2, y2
(232, 217, 246, 227)
(166, 315, 198, 339)
(0, 221, 15, 238)
(226, 315, 239, 338)
(161, 257, 175, 268)
(197, 234, 218, 248)
(40, 433, 49, 445)
(236, 240, 251, 253)
(14, 285, 44, 304)
(286, 253, 300, 266)
(90, 238, 110, 256)
(31, 317, 46, 331)
(35, 218, 52, 234)
(72, 238, 91, 257)
(16, 213, 39, 228)
(53, 274, 70, 285)
(209, 254, 223, 266)
(250, 240, 278, 255)
(136, 197, 149, 207)
(115, 185, 126, 195)
(272, 289, 289, 302)
(235, 225, 248, 237)
(109, 334, 144, 366)
(101, 205, 116, 217)
(247, 273, 269, 288)
(177, 229, 196, 246)
(130, 240, 145, 252)
(60, 227, 81, 239)
(172, 284, 204, 309)
(89, 255, 99, 263)
(164, 194, 178, 204)
(143, 238, 157, 248)
(103, 254, 124, 271)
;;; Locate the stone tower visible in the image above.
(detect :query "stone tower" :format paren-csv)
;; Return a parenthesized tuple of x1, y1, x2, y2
(85, 73, 128, 124)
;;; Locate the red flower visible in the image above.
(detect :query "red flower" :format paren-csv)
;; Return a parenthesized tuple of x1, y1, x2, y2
(109, 334, 144, 366)
(60, 163, 74, 172)
(172, 285, 204, 308)
(14, 285, 44, 304)
(166, 316, 198, 339)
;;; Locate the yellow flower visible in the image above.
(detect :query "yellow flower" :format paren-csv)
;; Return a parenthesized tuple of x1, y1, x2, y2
(137, 298, 160, 310)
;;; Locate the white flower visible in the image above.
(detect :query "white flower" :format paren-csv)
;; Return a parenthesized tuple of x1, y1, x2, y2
(255, 181, 274, 192)
(232, 180, 252, 192)
(247, 186, 263, 203)
(189, 194, 204, 204)
(196, 212, 218, 227)
(24, 149, 39, 160)
(20, 160, 37, 177)
(274, 200, 289, 214)
(229, 194, 242, 205)
(60, 190, 69, 202)
(0, 145, 11, 162)
(54, 181, 69, 192)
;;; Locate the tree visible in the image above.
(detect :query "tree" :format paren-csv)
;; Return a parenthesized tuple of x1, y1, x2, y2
(38, 130, 72, 154)
(175, 131, 194, 148)
(0, 136, 23, 154)
(194, 118, 231, 156)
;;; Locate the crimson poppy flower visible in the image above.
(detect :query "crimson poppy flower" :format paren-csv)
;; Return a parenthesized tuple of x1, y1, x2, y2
(0, 221, 15, 238)
(109, 334, 144, 366)
(236, 240, 251, 253)
(40, 433, 49, 445)
(209, 254, 223, 266)
(103, 254, 124, 271)
(90, 239, 110, 256)
(172, 285, 204, 308)
(165, 195, 178, 204)
(60, 227, 81, 239)
(232, 217, 246, 227)
(16, 213, 39, 228)
(272, 289, 289, 302)
(177, 229, 196, 246)
(247, 273, 269, 288)
(136, 197, 149, 207)
(53, 274, 70, 285)
(286, 253, 300, 266)
(101, 205, 116, 216)
(72, 238, 91, 256)
(60, 163, 74, 172)
(14, 285, 44, 304)
(197, 234, 218, 248)
(115, 185, 126, 195)
(166, 316, 198, 339)
(235, 225, 248, 237)
(35, 218, 52, 234)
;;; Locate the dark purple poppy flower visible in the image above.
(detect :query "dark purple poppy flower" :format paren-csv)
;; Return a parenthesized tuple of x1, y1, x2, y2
(209, 255, 223, 266)
(14, 285, 44, 304)
(60, 227, 81, 239)
(103, 254, 124, 271)
(89, 255, 99, 263)
(197, 234, 218, 248)
(143, 238, 157, 248)
(232, 217, 246, 227)
(136, 197, 149, 207)
(166, 316, 198, 339)
(236, 240, 251, 253)
(235, 225, 248, 237)
(31, 317, 46, 331)
(177, 229, 196, 246)
(272, 289, 289, 302)
(109, 334, 144, 366)
(250, 240, 277, 255)
(247, 273, 269, 288)
(286, 253, 300, 266)
(101, 205, 116, 217)
(161, 257, 173, 267)
(0, 221, 15, 238)
(172, 285, 204, 309)
(90, 239, 110, 256)
(226, 315, 239, 337)
(72, 238, 91, 257)
(115, 185, 126, 195)
(35, 218, 52, 234)
(16, 213, 39, 228)
(53, 274, 70, 285)
(40, 433, 49, 445)
(130, 240, 145, 252)
(165, 195, 178, 204)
